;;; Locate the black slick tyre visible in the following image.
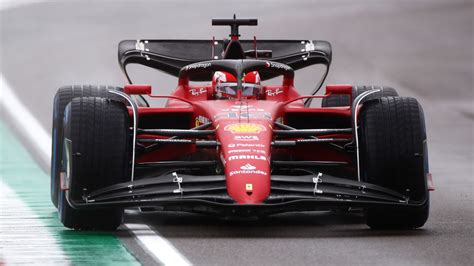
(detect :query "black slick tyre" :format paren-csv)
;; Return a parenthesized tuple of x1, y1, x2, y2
(322, 85, 398, 107)
(50, 85, 122, 208)
(359, 96, 429, 229)
(58, 97, 130, 230)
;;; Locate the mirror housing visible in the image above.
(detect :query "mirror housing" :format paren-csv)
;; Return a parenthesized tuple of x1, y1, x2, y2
(325, 84, 352, 95)
(124, 84, 152, 95)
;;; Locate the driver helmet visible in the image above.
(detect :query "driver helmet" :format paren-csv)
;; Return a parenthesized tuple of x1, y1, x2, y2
(213, 71, 261, 99)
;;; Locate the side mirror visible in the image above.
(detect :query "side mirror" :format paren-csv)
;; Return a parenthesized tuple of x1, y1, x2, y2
(325, 84, 352, 95)
(124, 84, 152, 95)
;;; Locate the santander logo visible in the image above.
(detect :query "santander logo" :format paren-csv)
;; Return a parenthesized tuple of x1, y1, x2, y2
(240, 163, 256, 170)
(229, 163, 267, 176)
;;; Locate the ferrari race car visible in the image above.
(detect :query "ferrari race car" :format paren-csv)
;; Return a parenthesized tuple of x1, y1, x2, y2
(50, 17, 432, 230)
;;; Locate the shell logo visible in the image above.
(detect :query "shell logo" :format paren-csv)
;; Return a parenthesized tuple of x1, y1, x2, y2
(224, 123, 266, 134)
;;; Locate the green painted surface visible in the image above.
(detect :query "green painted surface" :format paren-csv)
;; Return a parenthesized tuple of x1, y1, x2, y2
(0, 121, 140, 265)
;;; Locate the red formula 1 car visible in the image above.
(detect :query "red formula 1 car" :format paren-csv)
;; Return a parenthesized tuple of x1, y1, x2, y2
(50, 17, 432, 230)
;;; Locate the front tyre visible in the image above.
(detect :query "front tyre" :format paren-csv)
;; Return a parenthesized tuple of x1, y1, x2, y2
(50, 85, 123, 208)
(359, 96, 429, 229)
(58, 97, 131, 230)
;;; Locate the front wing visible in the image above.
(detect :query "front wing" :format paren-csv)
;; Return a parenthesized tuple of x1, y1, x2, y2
(65, 172, 427, 216)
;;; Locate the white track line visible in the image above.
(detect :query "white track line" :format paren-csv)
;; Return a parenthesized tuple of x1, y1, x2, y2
(0, 74, 51, 159)
(0, 73, 191, 265)
(125, 223, 192, 266)
(0, 180, 68, 264)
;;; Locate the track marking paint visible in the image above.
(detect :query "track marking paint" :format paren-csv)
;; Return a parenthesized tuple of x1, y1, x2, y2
(0, 73, 192, 265)
(0, 121, 140, 265)
(0, 180, 67, 264)
(0, 74, 51, 159)
(125, 223, 192, 266)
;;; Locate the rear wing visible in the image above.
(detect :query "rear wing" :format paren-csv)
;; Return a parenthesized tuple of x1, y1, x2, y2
(118, 39, 332, 82)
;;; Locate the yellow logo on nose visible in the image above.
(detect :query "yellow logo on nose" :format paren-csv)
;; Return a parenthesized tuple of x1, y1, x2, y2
(224, 123, 266, 134)
(246, 184, 253, 191)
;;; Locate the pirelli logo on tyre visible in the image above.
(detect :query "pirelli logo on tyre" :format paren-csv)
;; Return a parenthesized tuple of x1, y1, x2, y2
(224, 123, 266, 134)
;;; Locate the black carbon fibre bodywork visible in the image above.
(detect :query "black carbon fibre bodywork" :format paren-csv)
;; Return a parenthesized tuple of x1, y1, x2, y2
(64, 172, 426, 217)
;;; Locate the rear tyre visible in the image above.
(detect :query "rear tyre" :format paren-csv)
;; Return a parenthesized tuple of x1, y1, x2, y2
(58, 97, 130, 230)
(321, 85, 398, 107)
(50, 85, 122, 207)
(359, 96, 429, 229)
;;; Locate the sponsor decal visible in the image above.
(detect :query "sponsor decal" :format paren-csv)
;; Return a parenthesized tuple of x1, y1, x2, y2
(234, 135, 259, 141)
(228, 155, 267, 161)
(228, 149, 266, 154)
(240, 113, 271, 120)
(229, 149, 251, 154)
(224, 123, 266, 134)
(265, 61, 292, 71)
(189, 88, 207, 96)
(229, 169, 267, 177)
(183, 62, 211, 71)
(228, 143, 265, 148)
(266, 88, 283, 97)
(240, 163, 256, 170)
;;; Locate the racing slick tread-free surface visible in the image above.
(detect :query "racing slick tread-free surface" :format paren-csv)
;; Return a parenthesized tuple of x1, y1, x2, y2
(59, 96, 130, 230)
(50, 85, 122, 207)
(321, 85, 398, 107)
(359, 96, 429, 229)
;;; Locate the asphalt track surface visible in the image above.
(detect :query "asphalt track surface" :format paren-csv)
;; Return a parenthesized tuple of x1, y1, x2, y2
(1, 0, 473, 265)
